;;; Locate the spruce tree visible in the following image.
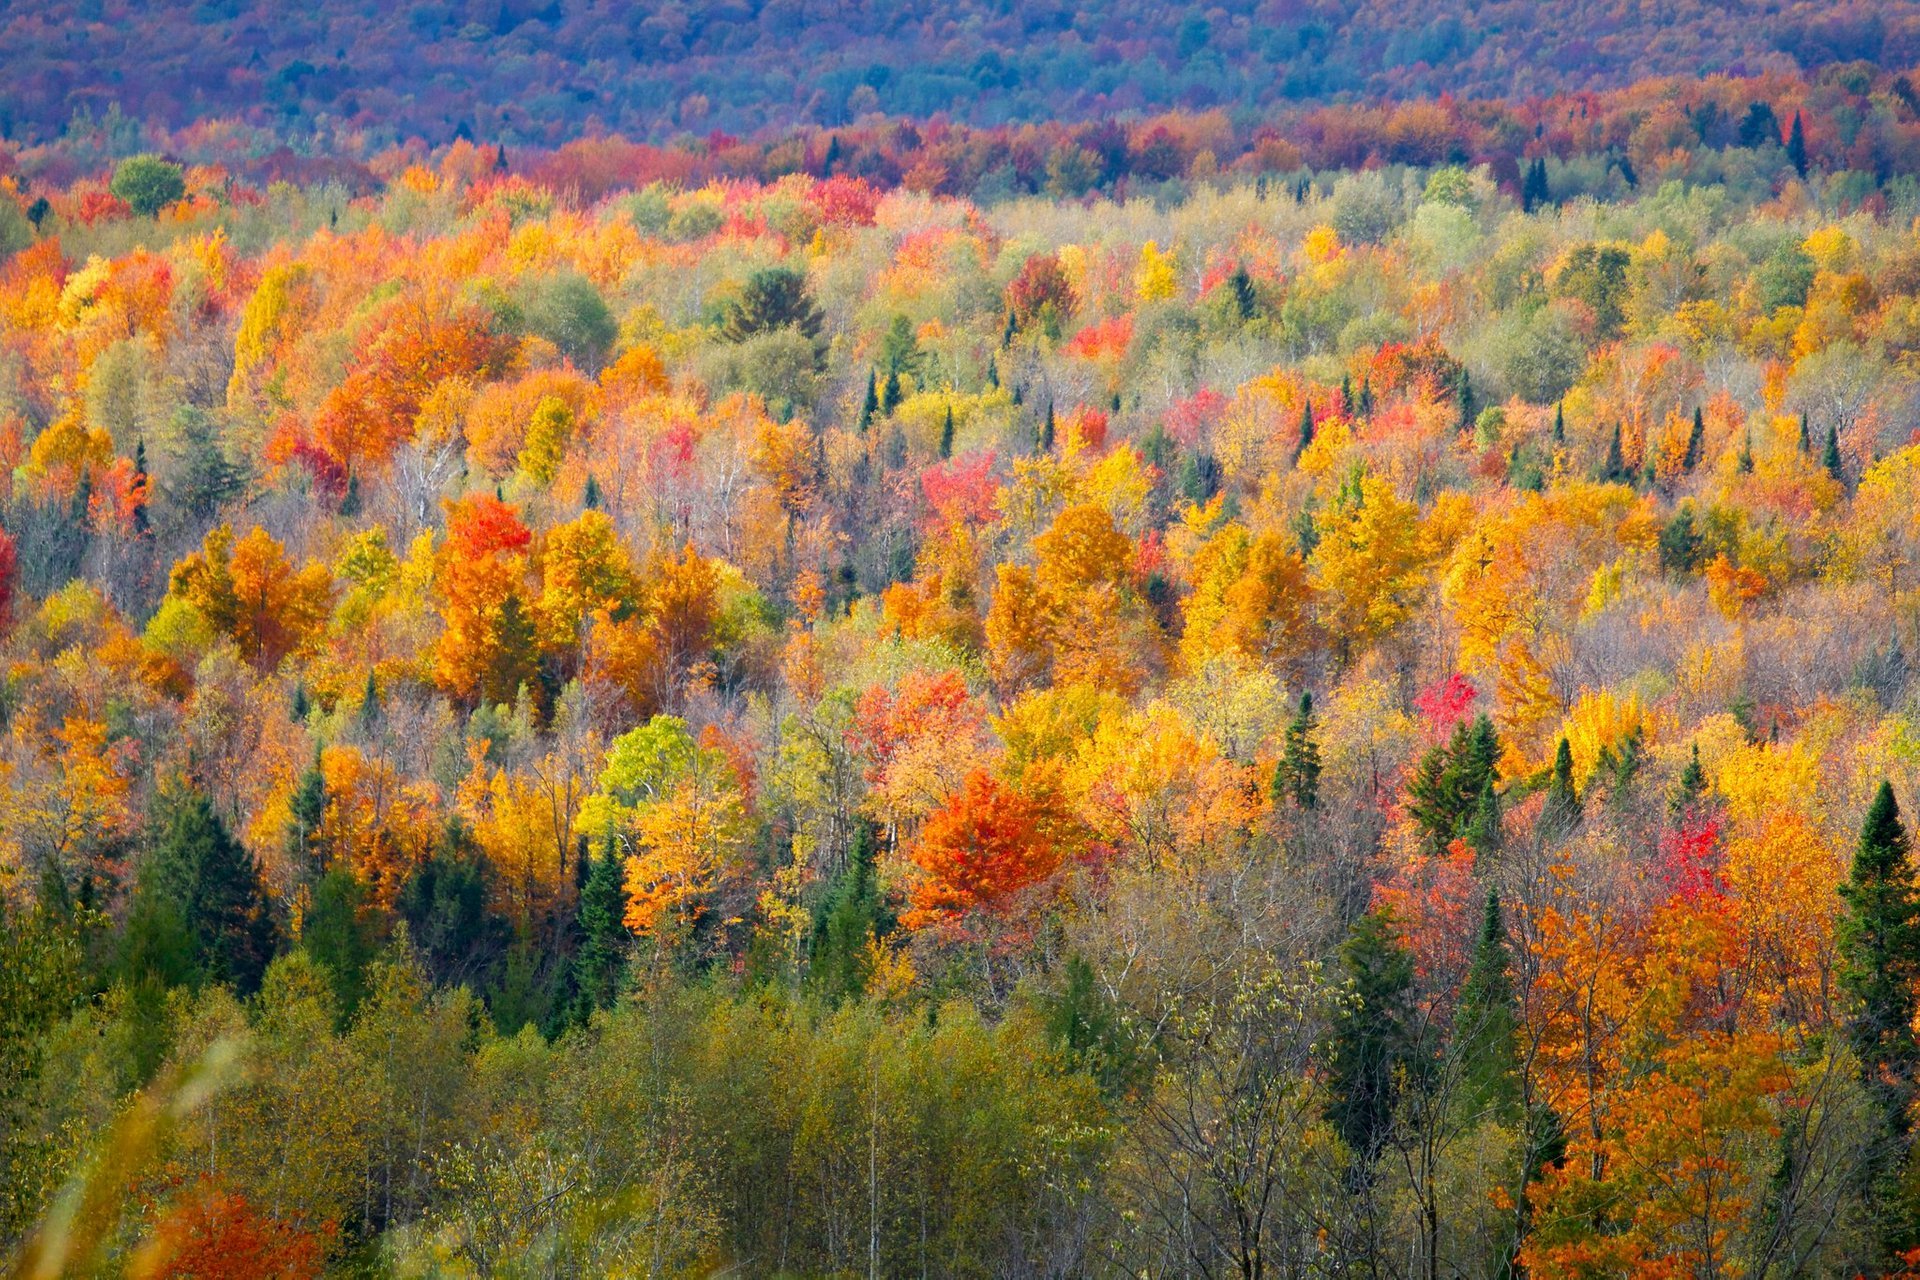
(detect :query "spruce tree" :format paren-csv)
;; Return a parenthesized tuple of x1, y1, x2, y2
(1838, 782, 1920, 1247)
(1272, 691, 1322, 810)
(287, 748, 328, 875)
(1456, 367, 1475, 430)
(1798, 411, 1811, 453)
(879, 369, 902, 416)
(1670, 742, 1706, 819)
(858, 369, 878, 432)
(1822, 423, 1845, 484)
(939, 405, 954, 458)
(1358, 376, 1374, 418)
(1603, 423, 1626, 480)
(142, 787, 279, 996)
(1409, 716, 1501, 853)
(1543, 737, 1580, 833)
(1327, 910, 1422, 1165)
(1228, 266, 1256, 320)
(811, 820, 888, 1005)
(302, 867, 379, 1022)
(1552, 401, 1566, 445)
(571, 835, 630, 1019)
(1040, 402, 1056, 453)
(1684, 406, 1705, 471)
(1737, 429, 1754, 473)
(582, 473, 602, 508)
(985, 352, 999, 389)
(1786, 111, 1808, 178)
(1296, 398, 1315, 460)
(1465, 780, 1502, 858)
(1454, 889, 1522, 1121)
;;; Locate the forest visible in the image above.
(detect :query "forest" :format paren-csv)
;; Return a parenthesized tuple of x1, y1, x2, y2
(1, 56, 1920, 1279)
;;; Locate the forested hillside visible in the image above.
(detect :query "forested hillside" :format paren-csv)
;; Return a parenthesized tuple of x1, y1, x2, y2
(3, 60, 1920, 1277)
(3, 0, 1916, 143)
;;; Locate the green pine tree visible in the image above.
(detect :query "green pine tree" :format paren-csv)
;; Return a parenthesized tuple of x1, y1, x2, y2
(1327, 910, 1423, 1165)
(1041, 402, 1056, 453)
(141, 787, 279, 996)
(858, 369, 878, 432)
(880, 369, 903, 415)
(287, 747, 328, 875)
(1552, 401, 1566, 445)
(582, 473, 603, 508)
(301, 867, 380, 1023)
(810, 820, 888, 1005)
(1296, 398, 1315, 460)
(1786, 111, 1808, 178)
(1838, 782, 1920, 1251)
(1737, 429, 1754, 474)
(1543, 737, 1580, 833)
(1603, 423, 1626, 481)
(1684, 406, 1705, 471)
(1465, 780, 1503, 858)
(1358, 376, 1374, 418)
(571, 835, 631, 1019)
(1272, 691, 1322, 810)
(1822, 423, 1845, 484)
(939, 405, 955, 458)
(1454, 889, 1522, 1121)
(1670, 742, 1706, 819)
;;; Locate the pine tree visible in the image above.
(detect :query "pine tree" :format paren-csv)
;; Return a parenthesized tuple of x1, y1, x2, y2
(1465, 780, 1502, 858)
(985, 352, 999, 389)
(939, 405, 954, 458)
(582, 473, 602, 508)
(1684, 406, 1705, 471)
(1296, 398, 1315, 460)
(1358, 376, 1374, 418)
(1798, 412, 1811, 453)
(1786, 111, 1808, 178)
(571, 835, 630, 1019)
(858, 369, 878, 432)
(1543, 737, 1580, 833)
(1001, 309, 1017, 347)
(880, 369, 902, 416)
(1228, 266, 1256, 320)
(1602, 423, 1626, 481)
(1454, 889, 1522, 1121)
(287, 748, 328, 875)
(1327, 910, 1422, 1165)
(1456, 367, 1475, 430)
(811, 820, 888, 1005)
(1670, 742, 1706, 819)
(1272, 691, 1322, 810)
(1340, 373, 1353, 413)
(302, 867, 379, 1023)
(142, 787, 279, 996)
(1838, 782, 1920, 1245)
(1040, 402, 1056, 453)
(357, 669, 381, 737)
(1737, 429, 1754, 474)
(1823, 423, 1845, 484)
(1408, 716, 1501, 853)
(1552, 401, 1566, 445)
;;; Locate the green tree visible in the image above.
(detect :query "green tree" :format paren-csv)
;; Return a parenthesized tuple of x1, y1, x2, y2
(1838, 780, 1920, 1247)
(1683, 407, 1705, 470)
(1453, 889, 1521, 1122)
(140, 787, 279, 996)
(302, 866, 382, 1022)
(110, 154, 185, 216)
(1272, 691, 1322, 810)
(1408, 715, 1500, 853)
(858, 369, 878, 432)
(1670, 742, 1706, 819)
(722, 266, 824, 350)
(1327, 910, 1422, 1165)
(571, 835, 630, 1019)
(1823, 423, 1845, 484)
(809, 820, 889, 1005)
(1542, 736, 1580, 834)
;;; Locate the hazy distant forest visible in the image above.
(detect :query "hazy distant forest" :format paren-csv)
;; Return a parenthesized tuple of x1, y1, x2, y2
(5, 4, 1920, 1277)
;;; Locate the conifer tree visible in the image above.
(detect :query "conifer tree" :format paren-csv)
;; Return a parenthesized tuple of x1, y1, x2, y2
(1328, 910, 1422, 1165)
(1454, 889, 1521, 1120)
(811, 820, 888, 1005)
(1543, 737, 1580, 833)
(1358, 376, 1374, 417)
(1838, 782, 1920, 1249)
(287, 747, 328, 875)
(1040, 402, 1056, 453)
(571, 835, 630, 1018)
(1552, 401, 1565, 445)
(1296, 398, 1315, 460)
(582, 473, 602, 508)
(1786, 111, 1808, 178)
(1798, 411, 1811, 453)
(1603, 423, 1626, 480)
(939, 405, 954, 458)
(1465, 780, 1502, 858)
(880, 368, 902, 416)
(1737, 429, 1754, 473)
(1684, 406, 1705, 470)
(142, 787, 279, 996)
(1670, 742, 1706, 819)
(858, 369, 878, 432)
(1823, 422, 1845, 483)
(1272, 691, 1322, 810)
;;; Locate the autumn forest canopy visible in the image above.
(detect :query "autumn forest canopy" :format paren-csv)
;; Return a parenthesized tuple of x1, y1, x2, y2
(7, 13, 1920, 1279)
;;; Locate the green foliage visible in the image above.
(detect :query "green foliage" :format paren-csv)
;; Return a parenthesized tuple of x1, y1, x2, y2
(1407, 715, 1500, 854)
(109, 154, 185, 216)
(1453, 890, 1521, 1121)
(1327, 910, 1423, 1164)
(1272, 690, 1322, 810)
(137, 787, 279, 998)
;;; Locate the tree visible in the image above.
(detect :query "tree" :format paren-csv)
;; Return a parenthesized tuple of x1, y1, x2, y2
(1327, 910, 1422, 1166)
(1822, 422, 1845, 484)
(809, 819, 888, 1004)
(722, 266, 824, 349)
(570, 835, 630, 1018)
(167, 525, 332, 669)
(1670, 742, 1706, 819)
(1838, 781, 1920, 1237)
(301, 866, 381, 1021)
(858, 369, 878, 432)
(140, 787, 279, 995)
(1683, 407, 1705, 471)
(1295, 398, 1315, 460)
(939, 405, 954, 459)
(1786, 111, 1808, 178)
(110, 154, 186, 216)
(1454, 889, 1521, 1122)
(1272, 691, 1322, 810)
(1543, 737, 1580, 834)
(1408, 715, 1501, 853)
(903, 770, 1070, 930)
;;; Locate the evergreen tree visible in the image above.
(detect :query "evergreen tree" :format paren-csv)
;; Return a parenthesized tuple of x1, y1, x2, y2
(1670, 742, 1707, 820)
(1046, 953, 1135, 1095)
(582, 473, 602, 508)
(141, 787, 279, 996)
(1454, 889, 1522, 1121)
(302, 867, 380, 1023)
(1786, 111, 1808, 178)
(1456, 367, 1475, 430)
(1684, 406, 1705, 471)
(571, 835, 630, 1019)
(1040, 402, 1056, 453)
(1838, 782, 1920, 1249)
(1272, 691, 1322, 810)
(1737, 429, 1754, 473)
(1823, 423, 1845, 484)
(1296, 398, 1315, 460)
(1340, 373, 1353, 413)
(1358, 376, 1374, 418)
(879, 369, 903, 416)
(1798, 411, 1811, 453)
(1602, 423, 1626, 481)
(131, 439, 150, 534)
(1228, 266, 1256, 320)
(1543, 737, 1580, 833)
(287, 747, 328, 875)
(939, 405, 955, 458)
(1552, 401, 1566, 445)
(985, 352, 999, 389)
(1327, 910, 1423, 1165)
(858, 369, 878, 432)
(1408, 716, 1501, 853)
(1465, 780, 1503, 858)
(1001, 308, 1017, 347)
(810, 820, 889, 1005)
(357, 669, 381, 737)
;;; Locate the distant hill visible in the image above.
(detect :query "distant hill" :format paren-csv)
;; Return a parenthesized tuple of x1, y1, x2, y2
(2, 0, 1915, 146)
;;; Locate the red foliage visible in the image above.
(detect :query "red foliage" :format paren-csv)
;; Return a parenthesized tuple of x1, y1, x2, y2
(809, 175, 881, 227)
(1006, 254, 1077, 330)
(1658, 813, 1726, 904)
(1370, 335, 1465, 398)
(904, 769, 1071, 930)
(1413, 673, 1479, 736)
(1163, 388, 1226, 450)
(1373, 839, 1479, 988)
(851, 668, 983, 783)
(444, 492, 532, 561)
(919, 449, 1000, 532)
(140, 1178, 330, 1279)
